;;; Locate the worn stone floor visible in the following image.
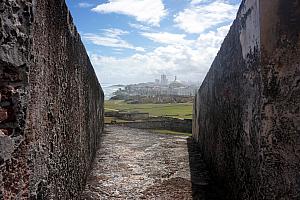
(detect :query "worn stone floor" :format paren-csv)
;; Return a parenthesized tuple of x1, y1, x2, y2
(81, 126, 226, 200)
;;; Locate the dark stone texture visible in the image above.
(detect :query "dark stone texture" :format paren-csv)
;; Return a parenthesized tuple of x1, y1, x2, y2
(193, 0, 300, 199)
(0, 0, 104, 199)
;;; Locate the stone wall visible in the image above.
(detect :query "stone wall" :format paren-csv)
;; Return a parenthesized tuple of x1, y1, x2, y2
(0, 0, 104, 199)
(193, 0, 300, 199)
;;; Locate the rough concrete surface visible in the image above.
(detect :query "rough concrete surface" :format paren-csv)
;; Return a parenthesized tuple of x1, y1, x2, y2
(0, 0, 104, 199)
(193, 0, 300, 199)
(82, 126, 226, 200)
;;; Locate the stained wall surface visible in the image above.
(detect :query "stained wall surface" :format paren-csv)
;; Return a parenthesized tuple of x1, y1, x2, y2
(0, 0, 104, 199)
(193, 0, 300, 199)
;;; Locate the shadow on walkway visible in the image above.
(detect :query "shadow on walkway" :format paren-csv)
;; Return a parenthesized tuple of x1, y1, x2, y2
(187, 137, 228, 200)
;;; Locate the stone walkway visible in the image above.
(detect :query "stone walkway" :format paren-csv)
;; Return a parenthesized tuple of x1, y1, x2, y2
(81, 126, 226, 200)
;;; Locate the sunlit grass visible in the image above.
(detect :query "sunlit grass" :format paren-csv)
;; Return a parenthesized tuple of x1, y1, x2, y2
(104, 100, 193, 119)
(153, 129, 192, 136)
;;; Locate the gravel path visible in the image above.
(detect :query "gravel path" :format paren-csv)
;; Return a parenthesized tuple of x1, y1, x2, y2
(81, 126, 226, 200)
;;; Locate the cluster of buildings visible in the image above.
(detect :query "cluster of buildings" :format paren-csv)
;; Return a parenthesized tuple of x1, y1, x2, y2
(114, 75, 199, 97)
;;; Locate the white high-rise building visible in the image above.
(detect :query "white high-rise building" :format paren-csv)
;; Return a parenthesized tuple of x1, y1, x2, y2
(161, 74, 168, 85)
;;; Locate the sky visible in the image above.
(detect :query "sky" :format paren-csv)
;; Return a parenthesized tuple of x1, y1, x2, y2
(65, 0, 242, 85)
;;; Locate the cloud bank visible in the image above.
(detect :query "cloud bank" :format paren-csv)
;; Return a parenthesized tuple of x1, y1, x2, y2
(92, 0, 167, 26)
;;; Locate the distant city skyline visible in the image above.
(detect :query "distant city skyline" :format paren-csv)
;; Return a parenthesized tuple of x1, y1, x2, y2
(66, 0, 241, 84)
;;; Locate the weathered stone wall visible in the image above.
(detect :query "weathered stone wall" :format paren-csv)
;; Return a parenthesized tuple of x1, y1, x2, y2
(193, 0, 300, 199)
(0, 0, 104, 199)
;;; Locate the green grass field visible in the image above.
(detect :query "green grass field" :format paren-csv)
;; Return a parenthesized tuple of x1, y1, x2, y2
(105, 100, 193, 119)
(153, 129, 192, 136)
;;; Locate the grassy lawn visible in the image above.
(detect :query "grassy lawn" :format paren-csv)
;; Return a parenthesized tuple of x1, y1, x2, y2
(153, 129, 192, 136)
(105, 100, 193, 119)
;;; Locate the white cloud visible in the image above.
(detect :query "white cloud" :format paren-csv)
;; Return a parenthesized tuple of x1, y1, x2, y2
(78, 2, 93, 8)
(141, 32, 193, 45)
(87, 0, 239, 85)
(129, 23, 151, 31)
(92, 25, 231, 84)
(82, 28, 145, 52)
(195, 25, 231, 48)
(174, 0, 239, 33)
(191, 0, 210, 5)
(92, 0, 167, 26)
(102, 28, 129, 37)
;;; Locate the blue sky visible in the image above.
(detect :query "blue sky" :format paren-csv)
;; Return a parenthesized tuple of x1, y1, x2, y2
(65, 0, 242, 84)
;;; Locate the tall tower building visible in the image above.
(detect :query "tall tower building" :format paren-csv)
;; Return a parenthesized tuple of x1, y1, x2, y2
(161, 74, 168, 85)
